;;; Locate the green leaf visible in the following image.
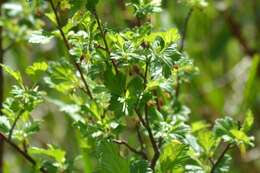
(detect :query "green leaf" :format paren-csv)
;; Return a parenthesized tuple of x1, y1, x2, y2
(130, 160, 150, 173)
(0, 64, 23, 85)
(242, 55, 259, 110)
(23, 121, 41, 136)
(127, 0, 162, 18)
(44, 60, 80, 93)
(214, 117, 254, 147)
(28, 30, 53, 44)
(145, 28, 180, 46)
(10, 85, 44, 112)
(213, 154, 231, 173)
(242, 110, 254, 133)
(213, 117, 238, 142)
(26, 62, 48, 76)
(104, 69, 126, 95)
(230, 129, 253, 146)
(191, 121, 210, 133)
(181, 0, 208, 9)
(96, 141, 130, 173)
(29, 145, 66, 169)
(159, 140, 190, 172)
(0, 117, 11, 133)
(197, 130, 217, 156)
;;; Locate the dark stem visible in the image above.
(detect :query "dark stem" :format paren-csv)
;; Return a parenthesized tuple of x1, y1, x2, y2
(135, 109, 147, 127)
(136, 125, 145, 152)
(48, 0, 93, 99)
(0, 133, 48, 173)
(8, 110, 25, 140)
(223, 10, 256, 57)
(113, 139, 147, 160)
(179, 8, 193, 53)
(210, 143, 231, 173)
(92, 9, 119, 74)
(137, 58, 160, 170)
(144, 104, 160, 170)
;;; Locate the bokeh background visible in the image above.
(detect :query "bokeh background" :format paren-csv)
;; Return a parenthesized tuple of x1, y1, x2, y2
(0, 0, 259, 172)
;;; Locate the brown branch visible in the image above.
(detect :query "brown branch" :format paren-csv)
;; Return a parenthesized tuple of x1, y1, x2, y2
(136, 125, 145, 151)
(210, 143, 231, 173)
(0, 133, 48, 173)
(180, 8, 193, 53)
(113, 139, 147, 160)
(48, 0, 93, 99)
(92, 9, 119, 74)
(223, 11, 256, 57)
(135, 58, 160, 170)
(144, 104, 160, 170)
(135, 107, 160, 170)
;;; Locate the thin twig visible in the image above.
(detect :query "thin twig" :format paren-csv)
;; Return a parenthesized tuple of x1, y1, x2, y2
(223, 10, 256, 57)
(0, 133, 48, 173)
(210, 143, 231, 173)
(135, 109, 147, 128)
(180, 8, 193, 53)
(136, 58, 160, 170)
(48, 0, 93, 99)
(145, 104, 160, 170)
(92, 9, 119, 74)
(113, 139, 147, 159)
(8, 110, 25, 140)
(136, 125, 145, 151)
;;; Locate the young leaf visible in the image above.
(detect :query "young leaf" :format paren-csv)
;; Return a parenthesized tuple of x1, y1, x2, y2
(0, 117, 11, 133)
(213, 154, 231, 173)
(0, 64, 23, 85)
(28, 30, 53, 44)
(96, 141, 130, 173)
(29, 145, 66, 169)
(242, 110, 254, 133)
(26, 62, 48, 76)
(159, 140, 190, 172)
(242, 55, 259, 110)
(44, 60, 80, 93)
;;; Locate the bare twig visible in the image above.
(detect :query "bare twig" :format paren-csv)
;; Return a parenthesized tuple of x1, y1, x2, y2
(136, 125, 145, 151)
(0, 133, 48, 173)
(8, 110, 25, 140)
(223, 11, 256, 57)
(180, 8, 193, 52)
(113, 139, 147, 159)
(135, 58, 160, 170)
(210, 143, 231, 173)
(144, 104, 160, 170)
(48, 0, 93, 99)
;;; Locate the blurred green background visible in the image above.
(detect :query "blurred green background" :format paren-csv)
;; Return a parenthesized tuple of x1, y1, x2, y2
(1, 0, 259, 172)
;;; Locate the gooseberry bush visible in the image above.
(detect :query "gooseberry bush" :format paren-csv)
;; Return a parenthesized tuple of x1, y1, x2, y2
(0, 0, 255, 173)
